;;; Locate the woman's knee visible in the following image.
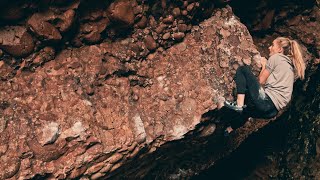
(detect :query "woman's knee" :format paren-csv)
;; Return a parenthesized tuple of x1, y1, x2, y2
(236, 65, 250, 74)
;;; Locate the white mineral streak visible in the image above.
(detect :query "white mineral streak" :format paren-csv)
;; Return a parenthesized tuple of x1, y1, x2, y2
(133, 114, 147, 144)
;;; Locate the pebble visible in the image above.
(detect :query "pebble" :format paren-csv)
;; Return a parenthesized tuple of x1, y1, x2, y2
(187, 3, 195, 11)
(163, 15, 174, 24)
(178, 24, 188, 32)
(182, 10, 188, 16)
(172, 32, 185, 41)
(162, 32, 171, 40)
(172, 8, 181, 17)
(144, 35, 157, 51)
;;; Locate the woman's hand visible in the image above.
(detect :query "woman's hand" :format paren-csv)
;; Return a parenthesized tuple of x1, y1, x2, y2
(260, 57, 267, 69)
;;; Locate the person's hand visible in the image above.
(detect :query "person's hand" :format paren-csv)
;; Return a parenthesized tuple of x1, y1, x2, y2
(260, 57, 267, 69)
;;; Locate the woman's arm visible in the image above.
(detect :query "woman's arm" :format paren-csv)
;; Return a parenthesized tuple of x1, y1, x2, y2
(259, 57, 270, 85)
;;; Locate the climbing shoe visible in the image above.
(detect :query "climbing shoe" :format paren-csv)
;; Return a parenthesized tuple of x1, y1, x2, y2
(224, 101, 246, 113)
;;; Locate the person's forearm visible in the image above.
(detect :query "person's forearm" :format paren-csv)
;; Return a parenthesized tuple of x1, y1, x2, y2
(258, 66, 269, 85)
(259, 65, 265, 77)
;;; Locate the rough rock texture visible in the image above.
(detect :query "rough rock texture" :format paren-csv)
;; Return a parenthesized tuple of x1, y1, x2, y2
(0, 5, 272, 179)
(0, 0, 318, 179)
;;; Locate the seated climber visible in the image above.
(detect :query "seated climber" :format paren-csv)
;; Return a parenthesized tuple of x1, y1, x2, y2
(224, 37, 306, 133)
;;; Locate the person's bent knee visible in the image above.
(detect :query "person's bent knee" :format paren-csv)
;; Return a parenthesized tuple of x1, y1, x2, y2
(236, 65, 250, 74)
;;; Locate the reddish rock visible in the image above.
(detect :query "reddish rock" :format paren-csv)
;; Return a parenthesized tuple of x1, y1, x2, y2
(163, 15, 174, 24)
(80, 18, 110, 44)
(27, 13, 62, 41)
(56, 9, 76, 32)
(107, 0, 135, 27)
(187, 3, 195, 11)
(144, 35, 157, 51)
(0, 2, 317, 179)
(173, 8, 181, 17)
(178, 24, 188, 32)
(182, 10, 188, 16)
(136, 16, 148, 29)
(0, 7, 278, 179)
(36, 122, 60, 146)
(162, 32, 171, 40)
(155, 24, 167, 34)
(0, 26, 35, 57)
(172, 32, 185, 41)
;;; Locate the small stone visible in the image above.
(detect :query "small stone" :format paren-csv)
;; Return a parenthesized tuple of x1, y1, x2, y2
(144, 35, 157, 51)
(38, 122, 60, 146)
(172, 32, 185, 41)
(187, 3, 195, 11)
(182, 10, 188, 16)
(147, 53, 155, 60)
(108, 153, 123, 164)
(136, 16, 148, 29)
(155, 24, 167, 34)
(183, 1, 188, 8)
(163, 15, 174, 24)
(172, 8, 181, 17)
(143, 29, 150, 35)
(107, 0, 135, 27)
(28, 14, 62, 41)
(162, 32, 171, 40)
(178, 24, 188, 32)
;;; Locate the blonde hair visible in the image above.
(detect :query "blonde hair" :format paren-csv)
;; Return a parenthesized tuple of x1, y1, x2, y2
(275, 37, 306, 80)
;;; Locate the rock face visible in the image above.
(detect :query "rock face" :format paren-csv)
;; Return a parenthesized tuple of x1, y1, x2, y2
(0, 0, 318, 179)
(0, 5, 269, 179)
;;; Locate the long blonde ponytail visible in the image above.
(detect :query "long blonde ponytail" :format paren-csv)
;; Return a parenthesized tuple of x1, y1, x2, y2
(276, 37, 306, 80)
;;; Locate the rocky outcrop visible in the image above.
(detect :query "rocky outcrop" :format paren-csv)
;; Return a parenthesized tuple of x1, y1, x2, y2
(0, 0, 318, 179)
(0, 5, 273, 179)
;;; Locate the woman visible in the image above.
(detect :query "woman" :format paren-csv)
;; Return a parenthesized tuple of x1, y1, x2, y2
(224, 37, 306, 129)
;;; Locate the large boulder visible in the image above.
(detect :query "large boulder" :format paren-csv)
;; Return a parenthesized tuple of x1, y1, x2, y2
(0, 6, 270, 179)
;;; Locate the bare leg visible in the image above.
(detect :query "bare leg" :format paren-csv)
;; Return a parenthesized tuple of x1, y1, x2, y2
(237, 94, 245, 106)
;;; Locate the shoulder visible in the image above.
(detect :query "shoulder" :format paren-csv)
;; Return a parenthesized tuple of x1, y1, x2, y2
(268, 53, 283, 61)
(268, 53, 291, 64)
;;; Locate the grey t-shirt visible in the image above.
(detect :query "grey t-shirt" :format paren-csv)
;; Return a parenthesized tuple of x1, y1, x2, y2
(265, 53, 294, 110)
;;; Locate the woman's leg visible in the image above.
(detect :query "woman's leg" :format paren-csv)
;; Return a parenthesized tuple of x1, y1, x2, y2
(236, 66, 278, 118)
(234, 66, 261, 106)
